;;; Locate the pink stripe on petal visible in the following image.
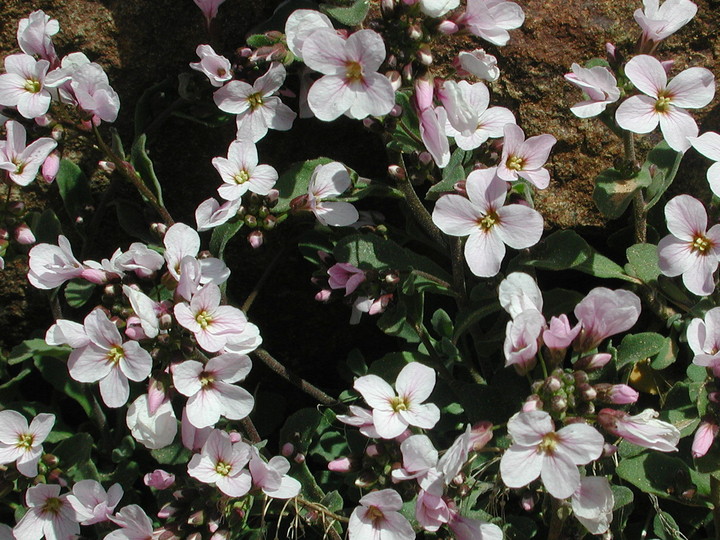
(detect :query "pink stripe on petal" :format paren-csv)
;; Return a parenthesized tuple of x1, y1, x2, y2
(395, 362, 435, 404)
(625, 55, 666, 98)
(99, 368, 129, 408)
(432, 194, 481, 237)
(373, 408, 408, 439)
(682, 253, 718, 296)
(500, 445, 543, 488)
(308, 75, 355, 121)
(657, 235, 694, 276)
(496, 204, 544, 250)
(667, 67, 715, 109)
(354, 374, 395, 410)
(541, 451, 580, 499)
(658, 106, 697, 152)
(466, 168, 505, 212)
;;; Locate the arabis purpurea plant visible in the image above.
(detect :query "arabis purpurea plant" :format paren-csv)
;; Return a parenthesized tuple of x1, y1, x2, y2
(1, 0, 720, 538)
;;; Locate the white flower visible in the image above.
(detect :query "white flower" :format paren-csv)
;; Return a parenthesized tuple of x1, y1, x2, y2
(126, 394, 178, 449)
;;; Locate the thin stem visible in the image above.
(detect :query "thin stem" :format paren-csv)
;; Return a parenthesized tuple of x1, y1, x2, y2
(623, 130, 647, 244)
(413, 322, 454, 381)
(240, 417, 261, 444)
(252, 348, 338, 406)
(92, 125, 175, 226)
(295, 497, 349, 524)
(409, 269, 458, 296)
(547, 498, 567, 540)
(242, 247, 285, 313)
(449, 237, 467, 299)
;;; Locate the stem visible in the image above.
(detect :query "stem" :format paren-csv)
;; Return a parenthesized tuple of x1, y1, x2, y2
(242, 247, 285, 313)
(252, 348, 338, 406)
(295, 497, 349, 524)
(92, 125, 175, 227)
(449, 237, 467, 299)
(547, 498, 567, 540)
(413, 322, 454, 381)
(711, 474, 720, 540)
(623, 130, 647, 244)
(240, 417, 261, 444)
(409, 269, 458, 296)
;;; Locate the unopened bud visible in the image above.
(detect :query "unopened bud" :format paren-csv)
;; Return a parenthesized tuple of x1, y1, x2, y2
(387, 70, 401, 92)
(381, 0, 395, 17)
(14, 224, 36, 245)
(388, 165, 406, 180)
(281, 442, 294, 457)
(550, 395, 567, 412)
(574, 352, 612, 371)
(402, 62, 413, 83)
(42, 454, 59, 468)
(51, 124, 64, 141)
(408, 25, 422, 40)
(247, 230, 263, 248)
(389, 104, 403, 117)
(417, 46, 433, 66)
(328, 457, 356, 473)
(366, 444, 381, 458)
(314, 289, 331, 302)
(438, 20, 459, 34)
(294, 453, 305, 464)
(543, 376, 562, 393)
(42, 152, 60, 183)
(151, 223, 168, 239)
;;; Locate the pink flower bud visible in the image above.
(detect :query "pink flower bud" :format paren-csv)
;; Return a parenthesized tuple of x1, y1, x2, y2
(522, 394, 542, 412)
(395, 428, 412, 443)
(281, 442, 294, 457)
(574, 352, 612, 371)
(365, 444, 381, 458)
(521, 492, 536, 511)
(388, 165, 406, 180)
(438, 20, 459, 34)
(417, 46, 433, 66)
(660, 59, 674, 74)
(158, 503, 178, 519)
(389, 104, 403, 117)
(414, 76, 434, 111)
(469, 421, 493, 450)
(294, 453, 305, 464)
(14, 224, 36, 245)
(98, 160, 116, 173)
(418, 152, 433, 166)
(314, 289, 331, 302)
(543, 314, 581, 350)
(144, 469, 176, 489)
(34, 114, 51, 127)
(125, 316, 148, 341)
(247, 230, 264, 249)
(327, 457, 356, 473)
(80, 267, 109, 284)
(147, 379, 168, 415)
(692, 420, 718, 458)
(51, 124, 64, 141)
(228, 431, 242, 443)
(605, 384, 639, 404)
(42, 151, 60, 183)
(605, 42, 617, 61)
(408, 25, 422, 40)
(387, 70, 401, 92)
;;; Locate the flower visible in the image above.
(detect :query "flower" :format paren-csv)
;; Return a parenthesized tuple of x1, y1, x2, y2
(193, 0, 227, 27)
(212, 140, 278, 201)
(687, 307, 720, 376)
(658, 194, 720, 296)
(248, 448, 302, 499)
(27, 235, 85, 289)
(504, 309, 545, 374)
(0, 410, 54, 477)
(692, 420, 718, 458)
(187, 430, 253, 497)
(115, 243, 164, 278)
(496, 123, 556, 189)
(66, 480, 123, 525)
(190, 44, 232, 87)
(0, 120, 57, 186)
(498, 272, 543, 319)
(13, 485, 80, 539)
(456, 0, 525, 46)
(126, 394, 178, 449)
(172, 353, 254, 428)
(348, 489, 415, 540)
(689, 131, 720, 197)
(195, 197, 242, 231)
(305, 162, 359, 226)
(391, 434, 438, 483)
(284, 9, 334, 60)
(500, 410, 604, 499)
(0, 53, 64, 119)
(67, 309, 153, 408)
(597, 408, 680, 452)
(144, 469, 176, 490)
(543, 314, 581, 350)
(327, 263, 365, 295)
(336, 405, 380, 438)
(571, 476, 614, 534)
(174, 283, 248, 352)
(419, 0, 460, 18)
(564, 63, 621, 118)
(615, 55, 714, 152)
(69, 61, 120, 124)
(419, 106, 451, 168)
(302, 29, 395, 121)
(456, 49, 500, 82)
(353, 362, 440, 439)
(634, 0, 697, 52)
(432, 167, 544, 277)
(17, 10, 59, 62)
(573, 287, 641, 351)
(214, 62, 296, 142)
(106, 504, 155, 540)
(448, 513, 503, 540)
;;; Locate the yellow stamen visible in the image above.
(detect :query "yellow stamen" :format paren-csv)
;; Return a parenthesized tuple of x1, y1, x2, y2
(366, 505, 385, 522)
(196, 310, 212, 329)
(42, 497, 63, 515)
(215, 461, 232, 476)
(23, 79, 41, 93)
(389, 396, 408, 412)
(506, 155, 524, 171)
(247, 93, 264, 110)
(654, 95, 672, 113)
(233, 170, 250, 185)
(345, 61, 363, 82)
(478, 212, 499, 231)
(537, 432, 559, 455)
(16, 433, 34, 450)
(692, 235, 712, 254)
(107, 346, 124, 365)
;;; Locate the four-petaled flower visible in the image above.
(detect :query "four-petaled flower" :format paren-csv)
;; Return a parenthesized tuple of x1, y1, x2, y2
(0, 120, 57, 186)
(305, 161, 359, 226)
(187, 429, 253, 497)
(13, 484, 80, 540)
(564, 63, 620, 118)
(348, 489, 415, 540)
(0, 410, 54, 477)
(212, 140, 278, 202)
(354, 362, 440, 439)
(497, 123, 556, 188)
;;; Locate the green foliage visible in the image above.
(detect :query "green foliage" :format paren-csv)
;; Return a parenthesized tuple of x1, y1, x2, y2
(64, 279, 95, 308)
(320, 0, 370, 25)
(274, 157, 333, 214)
(209, 220, 244, 261)
(616, 332, 668, 369)
(56, 159, 93, 224)
(130, 134, 164, 206)
(626, 243, 661, 283)
(593, 167, 650, 219)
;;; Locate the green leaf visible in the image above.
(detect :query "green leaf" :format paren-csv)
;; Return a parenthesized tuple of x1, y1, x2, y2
(112, 200, 154, 242)
(653, 511, 681, 540)
(310, 431, 348, 461)
(151, 440, 192, 465)
(8, 339, 70, 365)
(616, 332, 667, 369)
(53, 433, 99, 481)
(426, 148, 468, 201)
(246, 34, 277, 48)
(209, 220, 244, 261)
(33, 356, 93, 418)
(640, 140, 683, 211)
(611, 485, 634, 509)
(660, 382, 700, 437)
(56, 159, 93, 222)
(64, 279, 96, 308)
(626, 243, 661, 283)
(593, 167, 650, 219)
(30, 208, 63, 244)
(431, 309, 453, 339)
(130, 134, 164, 206)
(274, 158, 333, 214)
(280, 408, 331, 454)
(650, 337, 677, 370)
(320, 0, 371, 26)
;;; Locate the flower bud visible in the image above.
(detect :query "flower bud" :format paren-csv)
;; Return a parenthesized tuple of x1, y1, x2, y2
(417, 46, 433, 66)
(294, 453, 305, 464)
(438, 20, 459, 34)
(151, 223, 168, 239)
(543, 376, 562, 393)
(14, 224, 36, 245)
(314, 289, 331, 302)
(281, 442, 294, 457)
(388, 164, 406, 180)
(365, 444, 381, 458)
(247, 230, 263, 248)
(595, 383, 639, 404)
(387, 70, 401, 92)
(418, 152, 433, 166)
(381, 0, 395, 17)
(522, 394, 543, 412)
(691, 420, 718, 458)
(574, 352, 612, 371)
(328, 457, 356, 473)
(144, 469, 176, 489)
(408, 25, 422, 40)
(51, 123, 64, 141)
(42, 151, 60, 183)
(389, 103, 403, 117)
(469, 421, 493, 450)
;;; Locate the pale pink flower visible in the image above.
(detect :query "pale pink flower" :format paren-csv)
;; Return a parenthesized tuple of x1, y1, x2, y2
(115, 243, 164, 279)
(598, 408, 680, 452)
(634, 0, 697, 52)
(456, 49, 500, 82)
(571, 476, 614, 535)
(416, 489, 452, 531)
(419, 0, 459, 17)
(448, 513, 503, 540)
(456, 0, 525, 46)
(195, 197, 242, 231)
(284, 9, 334, 60)
(615, 55, 714, 152)
(348, 489, 415, 540)
(172, 353, 254, 428)
(45, 319, 89, 349)
(543, 314, 581, 350)
(190, 45, 232, 87)
(13, 484, 80, 540)
(564, 63, 621, 118)
(223, 321, 263, 355)
(438, 81, 477, 135)
(692, 420, 718, 458)
(353, 362, 440, 439)
(248, 448, 301, 499)
(327, 262, 365, 295)
(336, 405, 380, 438)
(122, 285, 162, 339)
(66, 479, 123, 525)
(391, 434, 438, 483)
(212, 140, 278, 201)
(0, 53, 64, 119)
(504, 309, 545, 374)
(658, 194, 720, 296)
(17, 10, 59, 62)
(497, 123, 556, 188)
(689, 131, 720, 197)
(573, 287, 641, 351)
(306, 161, 359, 226)
(500, 410, 604, 499)
(438, 424, 478, 482)
(0, 410, 54, 477)
(106, 504, 155, 540)
(126, 394, 178, 449)
(163, 222, 230, 284)
(144, 469, 175, 490)
(303, 29, 395, 121)
(214, 62, 296, 142)
(498, 272, 543, 319)
(194, 0, 227, 27)
(67, 309, 153, 408)
(432, 167, 544, 277)
(28, 235, 84, 289)
(69, 61, 120, 124)
(187, 430, 253, 497)
(688, 307, 720, 376)
(419, 106, 451, 168)
(0, 120, 57, 186)
(174, 283, 248, 352)
(441, 80, 515, 151)
(181, 407, 212, 451)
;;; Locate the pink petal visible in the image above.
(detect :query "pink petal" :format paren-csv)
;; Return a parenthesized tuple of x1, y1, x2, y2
(213, 80, 252, 114)
(68, 345, 113, 383)
(615, 95, 659, 134)
(99, 368, 130, 408)
(215, 382, 254, 420)
(690, 131, 720, 161)
(624, 55, 666, 98)
(556, 423, 604, 464)
(464, 230, 505, 278)
(432, 194, 481, 237)
(27, 413, 55, 443)
(359, 488, 403, 510)
(541, 451, 580, 499)
(302, 30, 348, 74)
(354, 374, 394, 410)
(496, 204, 544, 249)
(682, 252, 718, 296)
(345, 30, 386, 72)
(466, 167, 506, 212)
(347, 72, 394, 119)
(507, 411, 554, 445)
(500, 445, 543, 488)
(186, 389, 224, 428)
(308, 75, 355, 121)
(519, 133, 556, 169)
(395, 362, 436, 404)
(314, 201, 359, 226)
(400, 402, 440, 430)
(666, 67, 715, 109)
(664, 194, 707, 240)
(658, 235, 695, 277)
(658, 106, 698, 152)
(0, 410, 28, 443)
(255, 62, 286, 97)
(373, 408, 408, 439)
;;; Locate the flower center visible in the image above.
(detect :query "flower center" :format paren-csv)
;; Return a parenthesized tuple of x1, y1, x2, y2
(42, 497, 63, 516)
(506, 155, 524, 171)
(23, 78, 41, 93)
(345, 61, 364, 82)
(691, 234, 713, 254)
(12, 158, 26, 175)
(247, 92, 264, 110)
(196, 310, 212, 328)
(366, 505, 385, 523)
(478, 212, 499, 231)
(215, 460, 232, 476)
(233, 169, 250, 185)
(107, 345, 125, 365)
(16, 433, 34, 450)
(199, 371, 215, 388)
(537, 432, 559, 455)
(389, 396, 409, 412)
(217, 68, 227, 77)
(654, 95, 672, 113)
